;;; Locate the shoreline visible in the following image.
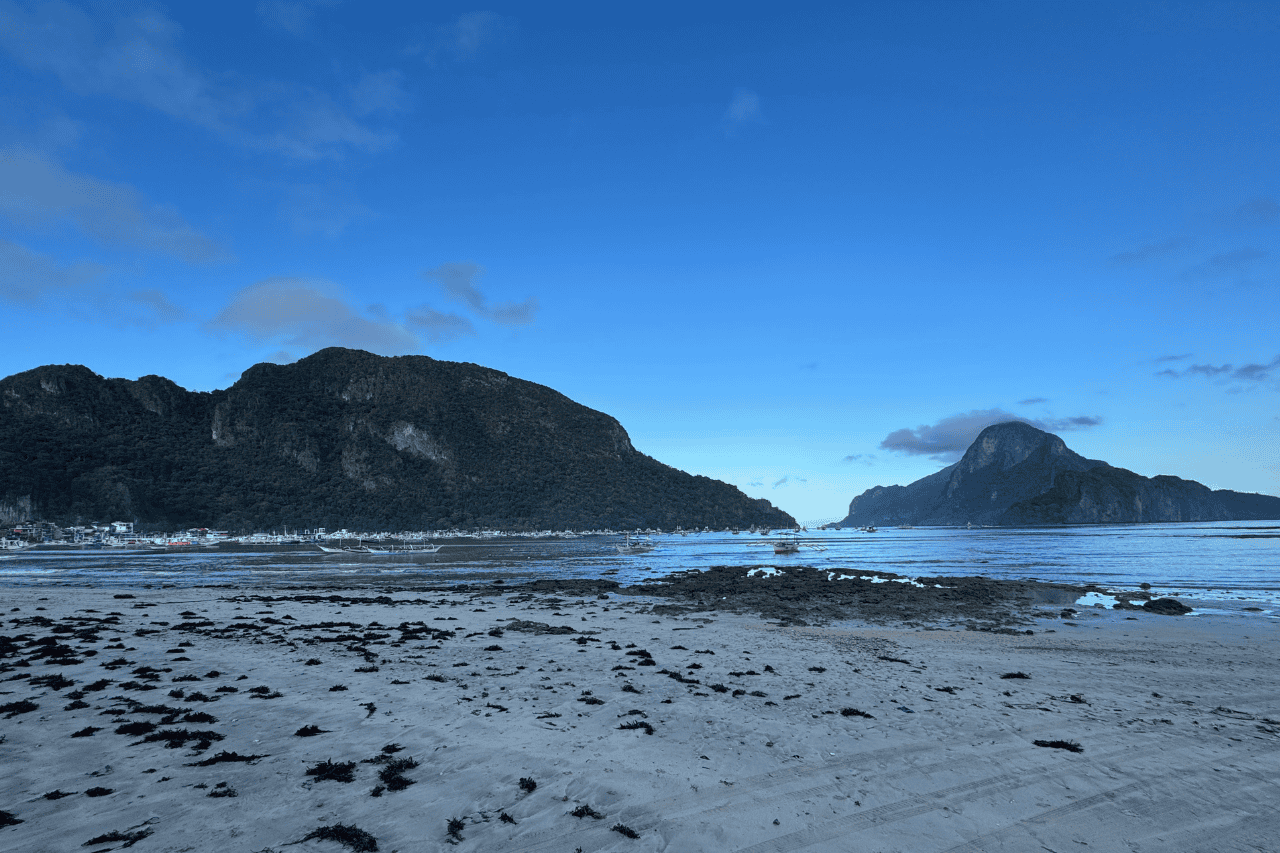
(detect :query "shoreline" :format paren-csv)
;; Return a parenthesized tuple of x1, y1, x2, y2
(3, 575, 1278, 852)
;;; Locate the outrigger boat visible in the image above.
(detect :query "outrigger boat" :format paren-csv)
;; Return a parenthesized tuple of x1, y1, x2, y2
(615, 534, 655, 555)
(317, 540, 443, 554)
(751, 531, 827, 555)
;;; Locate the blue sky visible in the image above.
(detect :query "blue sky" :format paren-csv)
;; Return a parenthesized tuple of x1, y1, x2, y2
(1, 1, 1277, 525)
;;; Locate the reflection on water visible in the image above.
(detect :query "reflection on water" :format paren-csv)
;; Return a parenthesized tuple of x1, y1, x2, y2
(1, 523, 1278, 611)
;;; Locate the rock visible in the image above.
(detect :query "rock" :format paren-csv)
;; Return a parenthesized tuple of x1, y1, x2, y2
(1142, 597, 1192, 616)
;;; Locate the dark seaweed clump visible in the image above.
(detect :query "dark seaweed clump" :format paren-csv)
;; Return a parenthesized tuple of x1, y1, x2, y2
(1033, 739, 1083, 753)
(840, 707, 874, 719)
(618, 719, 654, 735)
(612, 823, 640, 838)
(82, 828, 152, 847)
(306, 759, 357, 783)
(377, 757, 419, 791)
(571, 804, 604, 819)
(303, 823, 378, 852)
(186, 750, 266, 767)
(295, 724, 329, 737)
(1001, 672, 1031, 679)
(0, 810, 22, 828)
(447, 817, 465, 840)
(519, 776, 537, 793)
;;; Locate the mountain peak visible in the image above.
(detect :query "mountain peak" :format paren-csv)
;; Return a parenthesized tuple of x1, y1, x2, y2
(840, 422, 1280, 526)
(955, 421, 1073, 475)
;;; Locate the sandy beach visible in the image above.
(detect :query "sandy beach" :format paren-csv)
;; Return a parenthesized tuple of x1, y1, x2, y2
(2, 574, 1278, 853)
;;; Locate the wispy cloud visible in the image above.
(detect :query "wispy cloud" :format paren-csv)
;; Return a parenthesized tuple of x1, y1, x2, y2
(772, 475, 807, 488)
(841, 453, 875, 466)
(1017, 396, 1048, 405)
(256, 0, 338, 38)
(405, 306, 475, 344)
(1226, 197, 1278, 229)
(879, 409, 1103, 462)
(0, 2, 396, 159)
(1154, 353, 1192, 364)
(1158, 355, 1280, 385)
(723, 88, 762, 131)
(423, 261, 538, 326)
(0, 237, 103, 305)
(1180, 247, 1267, 281)
(346, 70, 409, 116)
(206, 277, 419, 356)
(411, 11, 513, 63)
(125, 289, 188, 326)
(0, 148, 229, 262)
(1108, 236, 1188, 265)
(277, 182, 373, 238)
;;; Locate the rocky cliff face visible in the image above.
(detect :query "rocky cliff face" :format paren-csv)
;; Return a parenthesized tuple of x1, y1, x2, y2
(839, 422, 1280, 526)
(0, 348, 794, 531)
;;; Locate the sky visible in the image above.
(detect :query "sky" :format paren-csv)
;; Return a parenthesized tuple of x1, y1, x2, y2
(1, 1, 1277, 526)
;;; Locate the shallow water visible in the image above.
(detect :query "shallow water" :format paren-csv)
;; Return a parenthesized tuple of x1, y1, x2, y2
(2, 522, 1277, 617)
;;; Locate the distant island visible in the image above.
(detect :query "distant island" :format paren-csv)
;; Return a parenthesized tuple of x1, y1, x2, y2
(0, 348, 794, 532)
(837, 421, 1280, 527)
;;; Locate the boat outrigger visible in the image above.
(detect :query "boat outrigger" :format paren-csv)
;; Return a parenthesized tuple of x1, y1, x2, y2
(751, 531, 827, 555)
(615, 534, 655, 555)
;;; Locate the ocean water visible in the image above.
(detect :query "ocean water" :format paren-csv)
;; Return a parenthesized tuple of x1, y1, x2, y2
(2, 522, 1277, 618)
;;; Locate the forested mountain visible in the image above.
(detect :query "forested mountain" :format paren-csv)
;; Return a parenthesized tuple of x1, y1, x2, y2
(839, 421, 1280, 527)
(0, 348, 793, 532)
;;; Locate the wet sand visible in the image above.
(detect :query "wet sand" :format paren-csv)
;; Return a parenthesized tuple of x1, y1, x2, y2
(1, 572, 1277, 852)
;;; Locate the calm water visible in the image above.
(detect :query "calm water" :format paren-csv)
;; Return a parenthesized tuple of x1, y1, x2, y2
(2, 522, 1278, 616)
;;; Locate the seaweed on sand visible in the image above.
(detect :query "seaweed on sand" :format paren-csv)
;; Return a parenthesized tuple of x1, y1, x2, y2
(137, 728, 224, 752)
(617, 720, 655, 735)
(840, 707, 874, 719)
(1033, 739, 1083, 753)
(81, 828, 152, 847)
(612, 823, 640, 838)
(303, 824, 378, 852)
(519, 776, 537, 793)
(571, 804, 604, 819)
(377, 757, 419, 791)
(185, 750, 266, 767)
(447, 817, 465, 841)
(0, 699, 38, 718)
(295, 724, 329, 737)
(306, 759, 357, 783)
(1000, 672, 1031, 679)
(0, 810, 22, 827)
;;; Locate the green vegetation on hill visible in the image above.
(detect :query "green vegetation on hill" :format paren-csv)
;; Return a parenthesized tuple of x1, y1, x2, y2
(0, 349, 793, 532)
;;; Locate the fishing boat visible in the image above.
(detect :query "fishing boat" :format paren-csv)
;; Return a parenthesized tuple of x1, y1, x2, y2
(615, 534, 655, 555)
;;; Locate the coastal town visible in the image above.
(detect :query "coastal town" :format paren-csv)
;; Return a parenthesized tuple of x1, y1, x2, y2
(0, 520, 704, 551)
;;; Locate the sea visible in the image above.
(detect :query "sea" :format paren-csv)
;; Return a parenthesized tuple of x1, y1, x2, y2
(2, 522, 1278, 619)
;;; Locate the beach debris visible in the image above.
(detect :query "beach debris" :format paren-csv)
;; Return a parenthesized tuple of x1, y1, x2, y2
(0, 810, 22, 828)
(303, 823, 378, 852)
(0, 699, 38, 718)
(305, 759, 357, 783)
(618, 719, 655, 734)
(186, 750, 266, 766)
(295, 724, 330, 737)
(81, 828, 152, 848)
(1033, 739, 1083, 753)
(571, 804, 604, 819)
(85, 787, 114, 797)
(447, 817, 466, 841)
(519, 776, 537, 793)
(377, 757, 419, 791)
(1000, 672, 1031, 679)
(612, 823, 640, 838)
